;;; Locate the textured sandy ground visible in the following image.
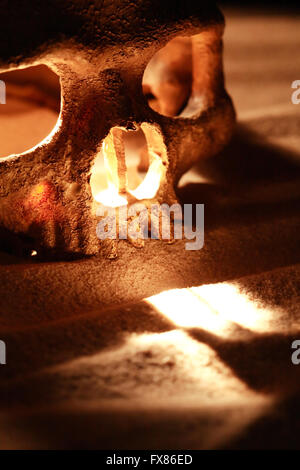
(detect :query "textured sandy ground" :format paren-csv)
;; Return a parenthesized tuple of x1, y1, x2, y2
(0, 9, 300, 449)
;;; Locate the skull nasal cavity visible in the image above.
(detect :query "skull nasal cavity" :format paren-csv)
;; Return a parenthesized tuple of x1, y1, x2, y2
(142, 33, 219, 118)
(90, 125, 166, 208)
(0, 65, 61, 158)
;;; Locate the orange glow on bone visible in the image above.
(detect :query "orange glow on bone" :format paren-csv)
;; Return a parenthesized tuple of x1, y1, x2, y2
(30, 182, 51, 205)
(24, 181, 63, 222)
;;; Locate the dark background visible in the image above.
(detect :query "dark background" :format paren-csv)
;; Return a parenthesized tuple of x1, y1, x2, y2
(219, 0, 300, 11)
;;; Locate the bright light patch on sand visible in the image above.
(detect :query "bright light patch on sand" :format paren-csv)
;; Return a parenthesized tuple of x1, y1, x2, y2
(147, 283, 274, 336)
(194, 283, 273, 333)
(147, 288, 231, 335)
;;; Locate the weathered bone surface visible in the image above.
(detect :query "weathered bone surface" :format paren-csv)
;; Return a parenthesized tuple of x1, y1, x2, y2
(0, 0, 235, 259)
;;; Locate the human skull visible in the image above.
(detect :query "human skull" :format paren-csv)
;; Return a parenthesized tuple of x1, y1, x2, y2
(0, 0, 235, 260)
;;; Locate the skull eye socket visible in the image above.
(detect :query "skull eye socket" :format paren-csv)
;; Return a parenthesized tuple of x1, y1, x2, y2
(0, 64, 61, 158)
(142, 32, 220, 119)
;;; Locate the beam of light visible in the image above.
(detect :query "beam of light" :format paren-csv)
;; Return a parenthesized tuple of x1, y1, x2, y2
(193, 283, 274, 333)
(91, 131, 164, 208)
(94, 186, 128, 208)
(91, 141, 128, 207)
(146, 282, 275, 337)
(146, 288, 232, 336)
(129, 151, 163, 201)
(129, 329, 201, 356)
